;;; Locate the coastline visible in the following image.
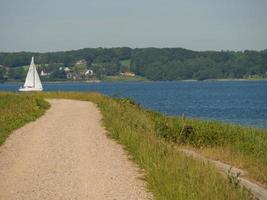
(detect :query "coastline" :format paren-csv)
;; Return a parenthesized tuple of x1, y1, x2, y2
(1, 92, 266, 199)
(3, 77, 267, 84)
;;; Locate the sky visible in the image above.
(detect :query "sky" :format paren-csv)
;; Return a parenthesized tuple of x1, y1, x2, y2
(0, 0, 266, 52)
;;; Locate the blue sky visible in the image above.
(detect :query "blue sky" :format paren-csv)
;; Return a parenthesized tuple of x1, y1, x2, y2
(0, 0, 266, 52)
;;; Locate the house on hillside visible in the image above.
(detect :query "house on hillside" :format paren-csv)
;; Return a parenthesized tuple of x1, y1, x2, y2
(40, 70, 49, 76)
(76, 59, 87, 65)
(64, 67, 70, 72)
(65, 68, 94, 80)
(85, 69, 93, 76)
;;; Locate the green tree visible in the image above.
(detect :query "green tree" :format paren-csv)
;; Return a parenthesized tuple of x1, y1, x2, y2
(0, 67, 7, 83)
(8, 67, 26, 81)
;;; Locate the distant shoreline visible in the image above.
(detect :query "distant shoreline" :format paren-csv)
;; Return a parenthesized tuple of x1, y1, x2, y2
(2, 78, 267, 84)
(203, 78, 267, 82)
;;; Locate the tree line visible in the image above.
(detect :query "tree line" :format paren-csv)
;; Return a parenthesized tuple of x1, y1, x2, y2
(0, 47, 266, 81)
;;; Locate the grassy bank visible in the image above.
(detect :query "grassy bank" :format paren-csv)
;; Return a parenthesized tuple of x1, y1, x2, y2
(1, 92, 265, 199)
(152, 114, 267, 185)
(0, 93, 49, 145)
(102, 75, 148, 82)
(34, 92, 252, 199)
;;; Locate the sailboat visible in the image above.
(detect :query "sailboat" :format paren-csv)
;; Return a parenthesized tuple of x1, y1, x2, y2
(19, 56, 43, 92)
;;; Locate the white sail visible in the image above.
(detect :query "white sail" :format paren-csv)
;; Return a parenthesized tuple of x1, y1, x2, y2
(32, 59, 43, 89)
(19, 57, 43, 91)
(23, 57, 34, 87)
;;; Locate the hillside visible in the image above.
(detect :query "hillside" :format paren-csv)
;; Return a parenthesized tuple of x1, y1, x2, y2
(0, 47, 267, 82)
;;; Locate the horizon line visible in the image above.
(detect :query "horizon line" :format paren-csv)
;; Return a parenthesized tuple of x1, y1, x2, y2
(1, 46, 267, 54)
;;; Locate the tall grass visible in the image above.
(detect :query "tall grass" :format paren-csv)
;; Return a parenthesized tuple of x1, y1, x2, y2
(1, 91, 262, 199)
(0, 93, 49, 145)
(151, 113, 267, 186)
(36, 92, 252, 199)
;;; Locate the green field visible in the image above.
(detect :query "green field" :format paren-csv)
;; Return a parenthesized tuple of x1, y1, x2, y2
(2, 92, 266, 199)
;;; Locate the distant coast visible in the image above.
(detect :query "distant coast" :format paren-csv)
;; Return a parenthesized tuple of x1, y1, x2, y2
(2, 77, 267, 84)
(1, 48, 267, 83)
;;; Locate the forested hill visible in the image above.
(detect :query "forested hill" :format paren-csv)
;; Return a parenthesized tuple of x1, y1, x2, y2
(130, 48, 267, 80)
(0, 47, 267, 81)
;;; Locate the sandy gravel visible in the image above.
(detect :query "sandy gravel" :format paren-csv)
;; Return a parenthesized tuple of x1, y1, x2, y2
(0, 99, 152, 200)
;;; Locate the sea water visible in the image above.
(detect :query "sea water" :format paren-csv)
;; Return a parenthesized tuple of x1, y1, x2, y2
(1, 80, 266, 129)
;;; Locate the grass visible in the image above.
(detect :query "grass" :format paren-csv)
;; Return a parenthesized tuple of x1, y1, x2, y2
(35, 92, 252, 199)
(103, 75, 148, 82)
(0, 93, 49, 145)
(1, 91, 264, 199)
(150, 114, 267, 186)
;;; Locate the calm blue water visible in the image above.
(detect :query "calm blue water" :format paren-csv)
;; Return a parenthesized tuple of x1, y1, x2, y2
(1, 81, 267, 129)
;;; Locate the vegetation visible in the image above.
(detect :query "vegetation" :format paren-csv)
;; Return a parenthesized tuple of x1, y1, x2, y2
(0, 93, 49, 145)
(2, 91, 266, 199)
(0, 67, 7, 83)
(0, 47, 266, 82)
(119, 59, 131, 72)
(131, 48, 267, 81)
(102, 75, 148, 82)
(151, 114, 267, 185)
(37, 92, 253, 199)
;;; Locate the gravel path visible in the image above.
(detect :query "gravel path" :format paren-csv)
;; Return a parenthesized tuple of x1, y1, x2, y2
(0, 99, 152, 200)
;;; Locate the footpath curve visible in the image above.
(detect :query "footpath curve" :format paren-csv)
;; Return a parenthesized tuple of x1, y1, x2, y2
(0, 99, 152, 200)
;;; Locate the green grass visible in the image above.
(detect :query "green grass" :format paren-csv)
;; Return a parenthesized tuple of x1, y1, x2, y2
(0, 93, 49, 145)
(150, 114, 267, 186)
(1, 92, 263, 199)
(34, 92, 252, 199)
(103, 75, 148, 82)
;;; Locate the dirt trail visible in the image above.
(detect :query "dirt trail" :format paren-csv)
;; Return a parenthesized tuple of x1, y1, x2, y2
(0, 99, 152, 200)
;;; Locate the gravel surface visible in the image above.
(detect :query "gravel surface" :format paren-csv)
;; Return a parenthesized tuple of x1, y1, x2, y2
(0, 99, 152, 200)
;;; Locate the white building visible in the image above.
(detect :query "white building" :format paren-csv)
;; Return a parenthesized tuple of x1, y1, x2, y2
(76, 59, 87, 65)
(64, 67, 70, 72)
(40, 70, 49, 76)
(85, 69, 93, 76)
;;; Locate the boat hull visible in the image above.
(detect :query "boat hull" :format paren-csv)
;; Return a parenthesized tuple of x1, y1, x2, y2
(19, 87, 43, 92)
